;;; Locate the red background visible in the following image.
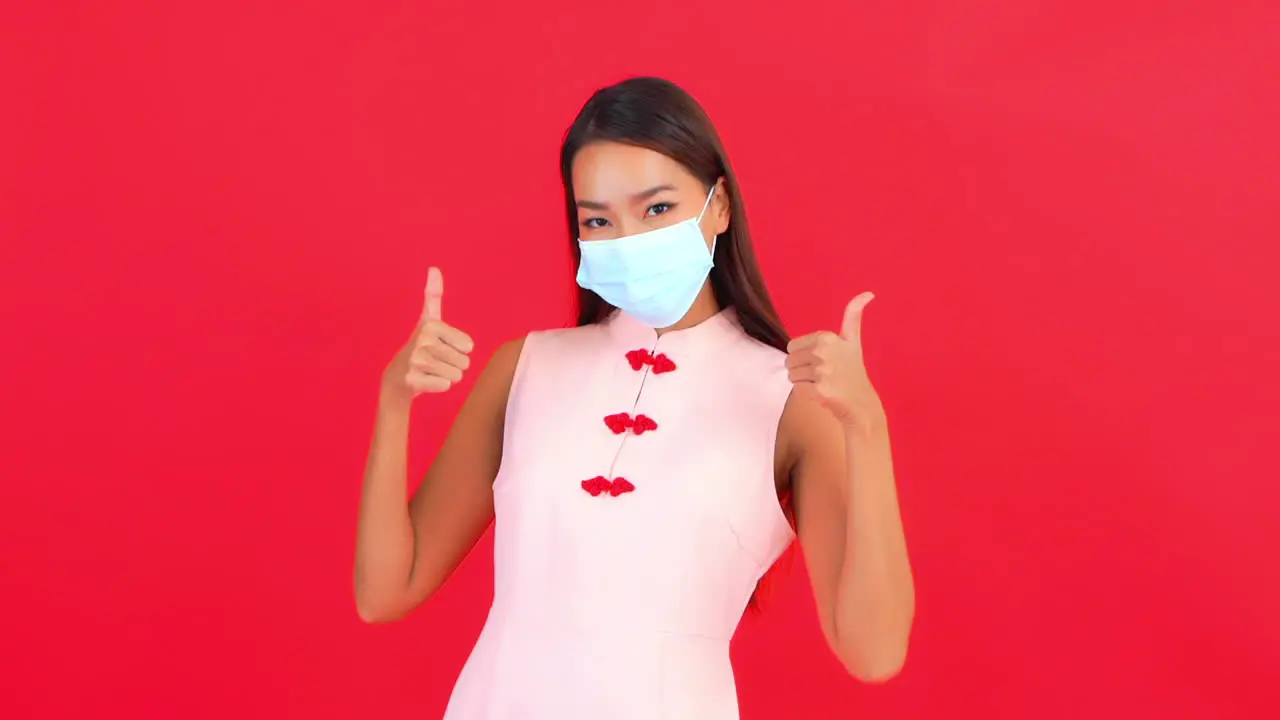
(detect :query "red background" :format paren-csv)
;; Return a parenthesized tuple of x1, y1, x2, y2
(2, 1, 1278, 718)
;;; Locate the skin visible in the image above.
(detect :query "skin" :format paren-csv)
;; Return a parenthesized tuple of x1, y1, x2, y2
(353, 140, 914, 683)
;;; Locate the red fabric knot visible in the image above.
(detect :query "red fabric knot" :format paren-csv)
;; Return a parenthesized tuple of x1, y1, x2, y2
(650, 354, 677, 374)
(625, 348, 677, 374)
(581, 475, 635, 497)
(625, 349, 651, 371)
(581, 475, 610, 496)
(603, 412, 659, 435)
(603, 413, 631, 434)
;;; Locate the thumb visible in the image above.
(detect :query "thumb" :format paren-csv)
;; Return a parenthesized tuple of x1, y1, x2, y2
(840, 292, 874, 341)
(422, 266, 444, 322)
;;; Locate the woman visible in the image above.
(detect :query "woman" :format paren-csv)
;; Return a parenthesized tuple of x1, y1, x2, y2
(354, 77, 914, 719)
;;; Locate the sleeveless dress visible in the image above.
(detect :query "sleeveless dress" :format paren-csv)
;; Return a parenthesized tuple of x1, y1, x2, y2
(442, 308, 796, 719)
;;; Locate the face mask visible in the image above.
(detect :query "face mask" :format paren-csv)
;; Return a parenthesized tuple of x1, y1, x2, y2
(575, 185, 717, 329)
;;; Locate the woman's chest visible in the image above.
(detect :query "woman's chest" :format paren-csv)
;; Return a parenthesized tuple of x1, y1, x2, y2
(495, 345, 792, 572)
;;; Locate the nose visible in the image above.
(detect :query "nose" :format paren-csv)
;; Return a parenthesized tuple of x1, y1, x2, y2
(613, 216, 644, 238)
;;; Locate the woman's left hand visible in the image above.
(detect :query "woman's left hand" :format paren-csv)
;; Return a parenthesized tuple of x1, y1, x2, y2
(785, 292, 886, 431)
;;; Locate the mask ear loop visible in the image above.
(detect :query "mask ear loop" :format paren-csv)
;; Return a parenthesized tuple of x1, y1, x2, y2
(696, 181, 721, 263)
(695, 182, 718, 223)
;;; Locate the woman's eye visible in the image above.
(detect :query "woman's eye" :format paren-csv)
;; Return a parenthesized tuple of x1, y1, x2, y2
(646, 202, 673, 217)
(582, 218, 608, 229)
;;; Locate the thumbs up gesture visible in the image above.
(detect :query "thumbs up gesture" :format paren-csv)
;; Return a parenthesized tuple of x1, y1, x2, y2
(786, 292, 885, 430)
(382, 267, 476, 400)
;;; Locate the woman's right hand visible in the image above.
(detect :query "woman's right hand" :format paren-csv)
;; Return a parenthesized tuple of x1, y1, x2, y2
(381, 266, 475, 402)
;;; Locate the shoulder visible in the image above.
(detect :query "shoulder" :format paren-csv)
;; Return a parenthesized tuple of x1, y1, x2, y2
(490, 324, 599, 363)
(512, 323, 613, 371)
(721, 321, 790, 373)
(464, 335, 527, 410)
(716, 320, 833, 437)
(740, 338, 789, 373)
(780, 388, 843, 447)
(525, 323, 607, 348)
(778, 387, 847, 479)
(483, 323, 607, 387)
(489, 335, 527, 367)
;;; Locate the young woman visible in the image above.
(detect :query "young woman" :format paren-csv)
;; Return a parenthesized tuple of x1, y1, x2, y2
(354, 77, 914, 719)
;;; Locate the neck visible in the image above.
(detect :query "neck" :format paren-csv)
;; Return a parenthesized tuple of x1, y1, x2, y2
(657, 281, 721, 335)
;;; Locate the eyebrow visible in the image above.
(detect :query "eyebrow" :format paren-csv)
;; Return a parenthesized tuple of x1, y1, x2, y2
(576, 184, 678, 211)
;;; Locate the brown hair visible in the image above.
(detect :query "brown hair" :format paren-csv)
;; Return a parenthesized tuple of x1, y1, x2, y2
(559, 77, 794, 607)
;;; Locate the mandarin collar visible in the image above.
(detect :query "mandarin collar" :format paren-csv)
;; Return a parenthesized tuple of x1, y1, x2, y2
(604, 307, 740, 356)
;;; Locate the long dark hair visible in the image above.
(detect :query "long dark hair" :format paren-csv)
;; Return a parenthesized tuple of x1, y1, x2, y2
(559, 77, 795, 607)
(559, 77, 790, 355)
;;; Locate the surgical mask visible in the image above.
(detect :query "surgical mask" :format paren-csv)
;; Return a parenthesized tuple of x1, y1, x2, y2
(575, 185, 717, 329)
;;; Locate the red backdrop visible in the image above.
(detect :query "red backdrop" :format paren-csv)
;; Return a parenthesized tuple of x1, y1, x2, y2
(2, 1, 1278, 718)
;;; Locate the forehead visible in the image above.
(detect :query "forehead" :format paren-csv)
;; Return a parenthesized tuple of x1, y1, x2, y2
(571, 141, 700, 199)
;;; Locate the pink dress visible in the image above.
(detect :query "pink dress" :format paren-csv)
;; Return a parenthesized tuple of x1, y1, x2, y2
(443, 308, 796, 719)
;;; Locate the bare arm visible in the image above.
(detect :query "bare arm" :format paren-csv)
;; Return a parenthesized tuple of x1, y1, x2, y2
(353, 266, 524, 622)
(784, 293, 914, 681)
(784, 395, 913, 681)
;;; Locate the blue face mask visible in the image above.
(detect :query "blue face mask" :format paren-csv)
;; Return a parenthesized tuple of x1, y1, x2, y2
(575, 185, 718, 329)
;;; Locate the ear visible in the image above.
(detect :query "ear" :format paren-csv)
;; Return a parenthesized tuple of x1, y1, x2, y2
(713, 177, 731, 235)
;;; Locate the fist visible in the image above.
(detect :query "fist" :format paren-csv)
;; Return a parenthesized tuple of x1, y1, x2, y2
(383, 267, 475, 400)
(786, 292, 884, 429)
